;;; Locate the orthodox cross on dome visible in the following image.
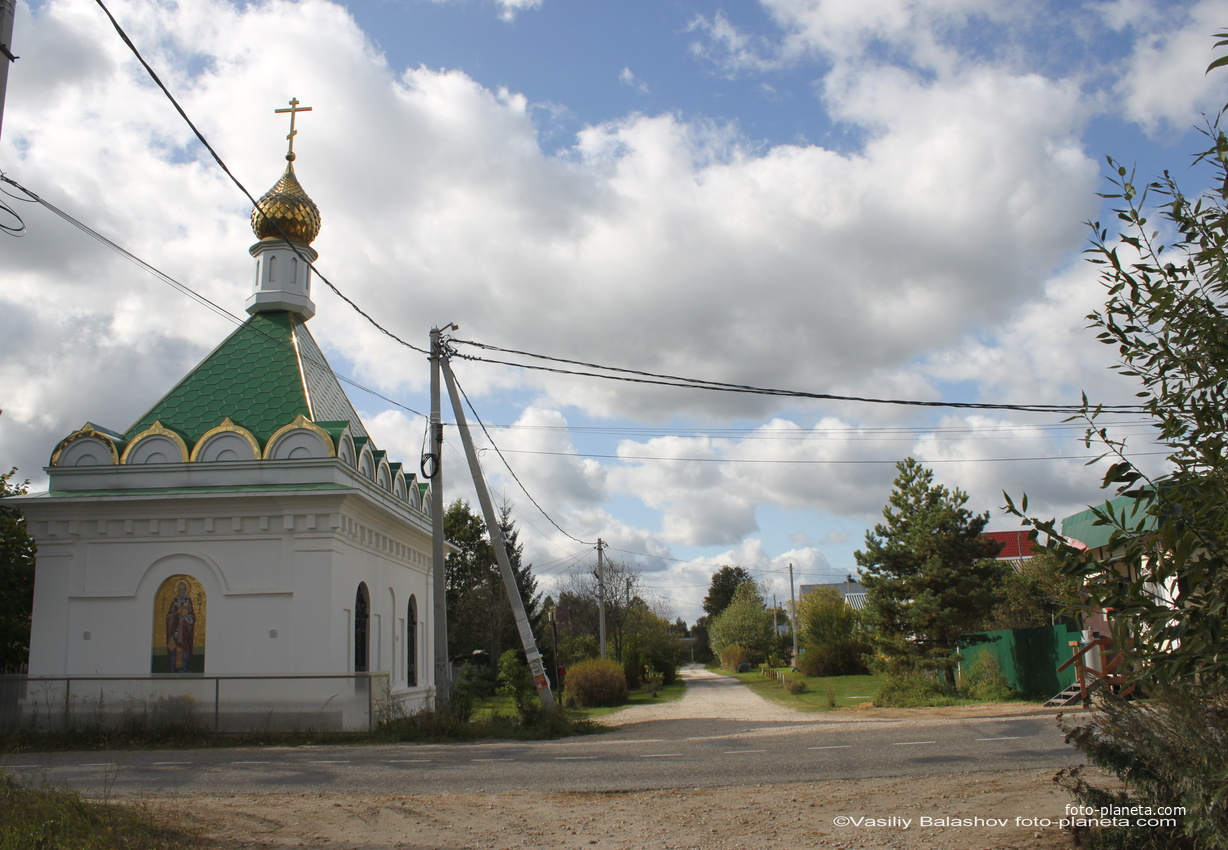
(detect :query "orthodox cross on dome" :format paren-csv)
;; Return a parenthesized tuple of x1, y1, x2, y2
(274, 97, 312, 161)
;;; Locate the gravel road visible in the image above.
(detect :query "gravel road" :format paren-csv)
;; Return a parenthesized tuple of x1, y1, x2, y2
(130, 666, 1083, 849)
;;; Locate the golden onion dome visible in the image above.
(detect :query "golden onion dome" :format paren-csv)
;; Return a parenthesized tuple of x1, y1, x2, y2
(250, 155, 321, 245)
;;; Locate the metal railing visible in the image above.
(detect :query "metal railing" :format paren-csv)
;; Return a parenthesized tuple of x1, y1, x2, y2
(0, 672, 405, 734)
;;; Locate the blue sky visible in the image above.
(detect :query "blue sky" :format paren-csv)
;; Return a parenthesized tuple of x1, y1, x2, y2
(2, 0, 1225, 622)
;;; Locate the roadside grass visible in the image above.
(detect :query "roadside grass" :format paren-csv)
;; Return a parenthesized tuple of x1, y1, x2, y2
(472, 679, 687, 721)
(0, 706, 601, 753)
(0, 771, 212, 849)
(723, 668, 887, 711)
(573, 678, 687, 719)
(721, 666, 1048, 710)
(0, 723, 374, 754)
(0, 680, 689, 752)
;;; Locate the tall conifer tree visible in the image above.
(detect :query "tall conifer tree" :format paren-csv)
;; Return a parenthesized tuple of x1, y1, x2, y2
(856, 458, 1005, 685)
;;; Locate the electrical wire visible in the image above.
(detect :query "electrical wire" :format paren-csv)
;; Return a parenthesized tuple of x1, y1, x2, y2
(489, 447, 1168, 465)
(88, 0, 1166, 580)
(476, 419, 1154, 439)
(449, 338, 1151, 415)
(92, 0, 1151, 428)
(93, 0, 429, 357)
(0, 172, 430, 422)
(0, 171, 29, 236)
(449, 364, 594, 547)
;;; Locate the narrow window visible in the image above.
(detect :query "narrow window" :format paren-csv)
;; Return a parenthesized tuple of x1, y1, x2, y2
(354, 583, 370, 673)
(407, 596, 418, 686)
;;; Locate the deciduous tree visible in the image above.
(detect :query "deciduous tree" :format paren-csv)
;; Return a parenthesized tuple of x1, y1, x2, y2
(0, 468, 35, 669)
(702, 565, 753, 620)
(1003, 37, 1228, 846)
(1009, 106, 1228, 683)
(707, 580, 773, 663)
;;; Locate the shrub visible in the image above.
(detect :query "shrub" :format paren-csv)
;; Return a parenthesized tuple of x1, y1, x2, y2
(1057, 683, 1228, 850)
(642, 645, 680, 685)
(874, 671, 961, 707)
(798, 639, 871, 678)
(720, 644, 749, 672)
(957, 652, 1017, 702)
(454, 661, 495, 699)
(782, 678, 808, 695)
(563, 658, 628, 708)
(797, 586, 862, 646)
(497, 650, 532, 700)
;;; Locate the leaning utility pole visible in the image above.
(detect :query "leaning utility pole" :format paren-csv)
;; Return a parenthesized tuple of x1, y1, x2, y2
(596, 538, 607, 659)
(429, 326, 451, 710)
(439, 353, 556, 711)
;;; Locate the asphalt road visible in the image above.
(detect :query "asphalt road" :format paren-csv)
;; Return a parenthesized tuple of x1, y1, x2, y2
(3, 674, 1079, 798)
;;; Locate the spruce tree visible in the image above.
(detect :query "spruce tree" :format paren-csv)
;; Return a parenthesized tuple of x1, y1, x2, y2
(856, 458, 1005, 685)
(443, 498, 541, 665)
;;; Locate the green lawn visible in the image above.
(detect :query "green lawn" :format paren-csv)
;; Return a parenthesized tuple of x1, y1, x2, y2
(721, 667, 887, 711)
(576, 679, 687, 719)
(720, 666, 1049, 710)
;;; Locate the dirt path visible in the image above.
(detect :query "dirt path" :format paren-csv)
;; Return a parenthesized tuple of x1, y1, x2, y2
(144, 668, 1085, 849)
(599, 666, 814, 726)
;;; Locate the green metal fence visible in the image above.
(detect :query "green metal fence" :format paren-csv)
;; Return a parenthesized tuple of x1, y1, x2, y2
(961, 623, 1080, 696)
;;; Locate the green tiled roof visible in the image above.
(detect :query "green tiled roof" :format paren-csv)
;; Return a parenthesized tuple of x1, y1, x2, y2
(124, 311, 366, 446)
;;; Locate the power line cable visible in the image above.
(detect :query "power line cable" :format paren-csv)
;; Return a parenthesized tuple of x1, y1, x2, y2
(93, 0, 1161, 441)
(0, 172, 430, 422)
(450, 339, 1149, 414)
(0, 171, 29, 236)
(94, 0, 1151, 425)
(92, 0, 429, 357)
(490, 447, 1168, 465)
(448, 361, 594, 547)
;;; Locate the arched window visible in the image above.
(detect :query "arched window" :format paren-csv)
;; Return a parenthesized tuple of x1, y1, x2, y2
(354, 583, 370, 673)
(407, 596, 418, 686)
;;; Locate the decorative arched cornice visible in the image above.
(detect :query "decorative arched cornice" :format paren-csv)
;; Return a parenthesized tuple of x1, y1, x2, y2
(120, 421, 190, 465)
(337, 430, 357, 467)
(375, 453, 392, 491)
(356, 439, 376, 480)
(189, 418, 262, 462)
(263, 414, 336, 459)
(50, 424, 121, 467)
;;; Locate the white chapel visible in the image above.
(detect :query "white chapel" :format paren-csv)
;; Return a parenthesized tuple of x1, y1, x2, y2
(14, 105, 436, 728)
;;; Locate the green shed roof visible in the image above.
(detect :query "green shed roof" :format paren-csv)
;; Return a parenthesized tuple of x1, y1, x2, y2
(1061, 493, 1156, 551)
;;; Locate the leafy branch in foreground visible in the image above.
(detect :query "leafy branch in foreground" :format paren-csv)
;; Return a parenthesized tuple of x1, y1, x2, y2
(1005, 32, 1228, 850)
(1008, 107, 1228, 688)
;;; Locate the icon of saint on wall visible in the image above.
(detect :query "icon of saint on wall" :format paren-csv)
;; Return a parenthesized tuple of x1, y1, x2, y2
(166, 581, 196, 673)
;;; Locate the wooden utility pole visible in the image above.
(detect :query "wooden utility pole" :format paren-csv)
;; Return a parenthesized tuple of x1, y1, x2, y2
(788, 563, 799, 670)
(597, 538, 607, 659)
